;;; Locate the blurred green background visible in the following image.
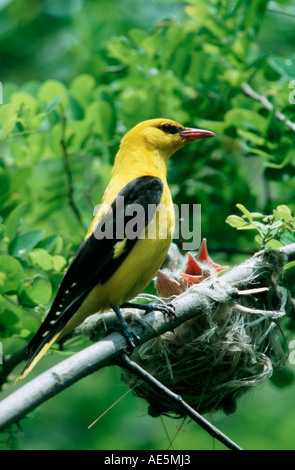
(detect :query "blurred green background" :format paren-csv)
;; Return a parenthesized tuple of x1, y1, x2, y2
(1, 0, 295, 450)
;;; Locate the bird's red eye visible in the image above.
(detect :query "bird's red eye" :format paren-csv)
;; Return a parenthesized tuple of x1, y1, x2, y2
(162, 124, 172, 133)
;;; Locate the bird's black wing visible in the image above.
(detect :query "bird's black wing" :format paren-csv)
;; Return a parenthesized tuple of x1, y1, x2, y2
(26, 175, 164, 356)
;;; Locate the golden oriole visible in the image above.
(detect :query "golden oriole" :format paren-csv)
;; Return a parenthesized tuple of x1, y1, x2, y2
(17, 118, 215, 381)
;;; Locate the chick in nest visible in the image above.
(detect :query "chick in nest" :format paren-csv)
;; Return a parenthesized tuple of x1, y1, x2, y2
(155, 239, 229, 301)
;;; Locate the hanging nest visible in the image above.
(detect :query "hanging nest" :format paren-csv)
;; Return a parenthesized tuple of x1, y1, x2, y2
(121, 241, 288, 417)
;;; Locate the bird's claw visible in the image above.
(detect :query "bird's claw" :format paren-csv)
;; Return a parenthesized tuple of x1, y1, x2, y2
(120, 301, 177, 321)
(138, 302, 176, 319)
(153, 303, 176, 319)
(112, 305, 140, 354)
(123, 329, 140, 354)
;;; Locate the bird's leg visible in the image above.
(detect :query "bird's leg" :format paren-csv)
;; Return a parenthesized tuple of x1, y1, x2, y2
(112, 305, 140, 352)
(121, 301, 176, 319)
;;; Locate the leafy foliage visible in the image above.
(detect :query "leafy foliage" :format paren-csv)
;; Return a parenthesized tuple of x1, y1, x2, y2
(227, 203, 295, 248)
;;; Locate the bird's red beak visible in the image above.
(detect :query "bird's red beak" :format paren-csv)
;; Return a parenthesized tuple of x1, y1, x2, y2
(179, 127, 215, 141)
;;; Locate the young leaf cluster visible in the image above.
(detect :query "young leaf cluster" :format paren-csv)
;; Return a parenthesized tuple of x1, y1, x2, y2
(227, 204, 295, 249)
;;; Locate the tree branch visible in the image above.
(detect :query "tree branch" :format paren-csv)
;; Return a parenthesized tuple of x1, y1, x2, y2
(0, 243, 294, 441)
(242, 82, 295, 133)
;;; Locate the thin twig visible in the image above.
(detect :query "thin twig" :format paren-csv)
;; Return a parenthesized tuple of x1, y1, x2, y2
(242, 82, 295, 133)
(235, 303, 285, 318)
(166, 417, 186, 451)
(118, 353, 243, 450)
(160, 415, 174, 450)
(237, 287, 269, 296)
(88, 379, 141, 429)
(59, 105, 84, 227)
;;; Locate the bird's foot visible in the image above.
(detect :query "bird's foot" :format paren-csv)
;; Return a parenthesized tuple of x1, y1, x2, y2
(121, 301, 176, 320)
(122, 329, 140, 353)
(112, 305, 140, 354)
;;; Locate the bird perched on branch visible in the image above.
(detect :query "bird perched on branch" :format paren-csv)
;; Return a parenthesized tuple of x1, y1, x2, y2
(16, 118, 215, 382)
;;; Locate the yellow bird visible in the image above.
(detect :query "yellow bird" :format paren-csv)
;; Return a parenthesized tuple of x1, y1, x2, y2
(17, 118, 215, 381)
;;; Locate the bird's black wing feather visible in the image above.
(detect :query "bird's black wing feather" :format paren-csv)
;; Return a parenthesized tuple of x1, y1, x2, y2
(26, 175, 164, 356)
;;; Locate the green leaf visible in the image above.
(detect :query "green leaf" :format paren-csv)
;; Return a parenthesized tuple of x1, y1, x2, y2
(265, 239, 282, 249)
(29, 248, 53, 271)
(36, 234, 61, 252)
(51, 236, 64, 255)
(280, 231, 295, 246)
(0, 255, 24, 294)
(285, 260, 295, 271)
(85, 100, 114, 140)
(18, 274, 52, 307)
(276, 205, 292, 215)
(5, 203, 29, 241)
(264, 149, 295, 169)
(246, 146, 275, 161)
(9, 230, 44, 256)
(238, 130, 266, 147)
(268, 56, 295, 80)
(30, 112, 48, 129)
(255, 234, 263, 245)
(64, 120, 92, 151)
(251, 221, 269, 235)
(236, 203, 253, 221)
(0, 104, 19, 139)
(52, 255, 67, 273)
(11, 92, 39, 115)
(107, 36, 138, 66)
(269, 220, 284, 230)
(45, 96, 61, 113)
(225, 108, 267, 133)
(225, 215, 246, 228)
(250, 212, 265, 218)
(273, 205, 293, 222)
(237, 223, 259, 231)
(38, 80, 68, 108)
(0, 309, 19, 327)
(70, 74, 96, 108)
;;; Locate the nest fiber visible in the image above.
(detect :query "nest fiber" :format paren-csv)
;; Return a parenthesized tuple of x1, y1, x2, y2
(121, 250, 288, 417)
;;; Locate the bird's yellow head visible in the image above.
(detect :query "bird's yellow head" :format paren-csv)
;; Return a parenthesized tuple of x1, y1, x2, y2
(120, 118, 215, 162)
(112, 118, 215, 180)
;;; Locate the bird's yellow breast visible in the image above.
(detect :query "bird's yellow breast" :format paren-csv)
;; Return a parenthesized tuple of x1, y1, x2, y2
(98, 183, 175, 305)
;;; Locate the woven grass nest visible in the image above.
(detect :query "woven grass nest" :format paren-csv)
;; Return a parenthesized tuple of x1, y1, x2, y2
(121, 241, 288, 417)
